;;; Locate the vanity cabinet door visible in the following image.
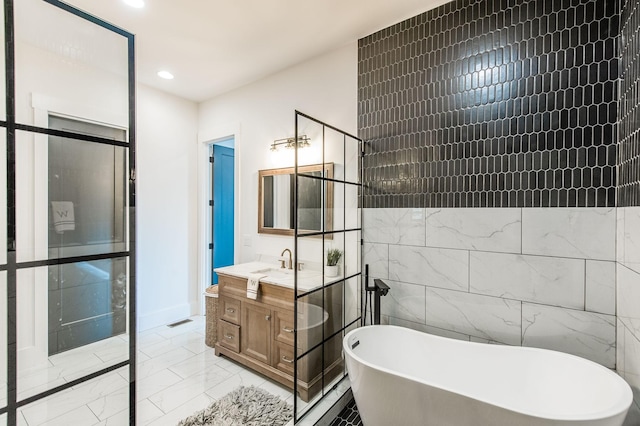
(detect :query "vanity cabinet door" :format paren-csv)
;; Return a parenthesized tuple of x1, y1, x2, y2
(241, 303, 271, 364)
(220, 296, 241, 325)
(272, 341, 294, 375)
(273, 309, 294, 346)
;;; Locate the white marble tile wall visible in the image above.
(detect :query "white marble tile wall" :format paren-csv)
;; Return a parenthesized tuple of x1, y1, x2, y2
(522, 303, 616, 368)
(363, 208, 425, 246)
(389, 245, 468, 291)
(522, 208, 616, 260)
(379, 279, 426, 324)
(617, 207, 640, 274)
(585, 260, 616, 315)
(424, 287, 522, 345)
(617, 206, 640, 406)
(425, 208, 521, 253)
(617, 320, 640, 393)
(364, 207, 619, 368)
(470, 251, 585, 309)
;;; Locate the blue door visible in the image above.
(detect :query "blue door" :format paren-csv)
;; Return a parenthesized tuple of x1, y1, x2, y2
(212, 145, 235, 284)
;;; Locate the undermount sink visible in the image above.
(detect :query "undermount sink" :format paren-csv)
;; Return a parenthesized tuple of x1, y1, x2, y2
(251, 267, 294, 278)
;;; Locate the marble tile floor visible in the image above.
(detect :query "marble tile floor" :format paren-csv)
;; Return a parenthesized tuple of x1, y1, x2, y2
(11, 316, 301, 426)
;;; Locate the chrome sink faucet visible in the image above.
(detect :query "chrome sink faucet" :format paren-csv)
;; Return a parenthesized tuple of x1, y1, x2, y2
(280, 248, 293, 270)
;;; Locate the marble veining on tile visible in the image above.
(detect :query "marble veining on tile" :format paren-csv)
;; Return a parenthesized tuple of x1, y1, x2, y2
(617, 263, 640, 338)
(389, 245, 469, 291)
(363, 242, 389, 279)
(380, 280, 426, 324)
(470, 251, 585, 310)
(425, 287, 522, 345)
(425, 208, 521, 253)
(618, 207, 640, 273)
(522, 303, 616, 368)
(585, 260, 616, 315)
(618, 323, 640, 393)
(363, 208, 425, 246)
(522, 208, 616, 260)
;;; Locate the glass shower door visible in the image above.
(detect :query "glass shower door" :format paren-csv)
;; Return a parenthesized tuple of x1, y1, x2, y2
(5, 1, 137, 424)
(47, 115, 128, 355)
(293, 111, 363, 422)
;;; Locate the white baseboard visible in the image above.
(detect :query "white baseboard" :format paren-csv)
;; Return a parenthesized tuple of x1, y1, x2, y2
(137, 303, 192, 332)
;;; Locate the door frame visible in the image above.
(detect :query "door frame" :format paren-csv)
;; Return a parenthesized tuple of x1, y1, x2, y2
(24, 94, 129, 370)
(197, 125, 241, 314)
(211, 142, 234, 285)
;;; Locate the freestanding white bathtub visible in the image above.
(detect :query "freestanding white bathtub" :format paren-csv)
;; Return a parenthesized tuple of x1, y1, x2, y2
(344, 326, 632, 426)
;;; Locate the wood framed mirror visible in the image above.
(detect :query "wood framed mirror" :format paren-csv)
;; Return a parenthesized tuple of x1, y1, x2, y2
(258, 163, 333, 236)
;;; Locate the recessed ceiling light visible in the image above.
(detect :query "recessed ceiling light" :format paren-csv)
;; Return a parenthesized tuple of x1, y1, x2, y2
(157, 70, 174, 80)
(123, 0, 144, 8)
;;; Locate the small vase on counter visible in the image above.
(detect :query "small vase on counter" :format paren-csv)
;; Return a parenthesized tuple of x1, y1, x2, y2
(325, 248, 343, 278)
(325, 265, 339, 277)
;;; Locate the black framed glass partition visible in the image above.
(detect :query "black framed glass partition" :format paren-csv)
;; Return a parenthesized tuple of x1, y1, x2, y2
(293, 111, 362, 422)
(3, 1, 136, 424)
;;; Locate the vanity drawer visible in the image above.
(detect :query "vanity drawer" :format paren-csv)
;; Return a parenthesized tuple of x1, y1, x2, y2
(220, 297, 241, 325)
(272, 341, 294, 375)
(273, 310, 294, 346)
(218, 320, 240, 353)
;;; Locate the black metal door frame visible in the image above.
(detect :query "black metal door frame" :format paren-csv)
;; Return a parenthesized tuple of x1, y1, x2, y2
(2, 1, 137, 424)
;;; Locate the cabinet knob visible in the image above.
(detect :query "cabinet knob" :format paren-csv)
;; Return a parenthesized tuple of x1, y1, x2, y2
(283, 327, 294, 333)
(225, 334, 233, 340)
(265, 315, 271, 321)
(226, 308, 235, 313)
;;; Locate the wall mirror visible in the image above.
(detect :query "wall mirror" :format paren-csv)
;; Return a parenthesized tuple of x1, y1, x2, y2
(258, 163, 333, 236)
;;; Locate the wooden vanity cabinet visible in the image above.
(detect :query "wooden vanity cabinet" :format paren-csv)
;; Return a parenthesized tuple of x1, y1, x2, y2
(215, 272, 341, 402)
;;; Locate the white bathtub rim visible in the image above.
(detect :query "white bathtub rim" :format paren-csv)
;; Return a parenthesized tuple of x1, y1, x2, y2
(344, 325, 632, 422)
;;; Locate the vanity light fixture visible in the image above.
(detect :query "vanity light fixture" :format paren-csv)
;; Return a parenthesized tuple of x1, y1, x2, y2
(157, 70, 174, 80)
(269, 135, 311, 152)
(123, 0, 145, 8)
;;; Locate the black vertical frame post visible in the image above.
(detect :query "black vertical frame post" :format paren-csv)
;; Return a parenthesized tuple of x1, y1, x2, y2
(4, 0, 16, 423)
(127, 32, 137, 425)
(2, 1, 136, 424)
(292, 112, 299, 421)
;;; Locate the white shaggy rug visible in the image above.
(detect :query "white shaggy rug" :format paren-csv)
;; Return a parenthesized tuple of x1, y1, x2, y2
(177, 386, 293, 426)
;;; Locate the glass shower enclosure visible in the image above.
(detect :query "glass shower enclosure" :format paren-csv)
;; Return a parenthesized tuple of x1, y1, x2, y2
(293, 111, 363, 422)
(1, 0, 137, 424)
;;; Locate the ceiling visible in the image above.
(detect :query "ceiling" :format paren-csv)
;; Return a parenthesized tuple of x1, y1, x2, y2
(63, 0, 448, 103)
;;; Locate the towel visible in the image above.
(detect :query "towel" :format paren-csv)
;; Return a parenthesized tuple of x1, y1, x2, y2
(51, 201, 75, 234)
(247, 273, 266, 300)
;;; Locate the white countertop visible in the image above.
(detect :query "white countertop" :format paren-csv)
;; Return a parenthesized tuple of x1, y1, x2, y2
(214, 261, 343, 293)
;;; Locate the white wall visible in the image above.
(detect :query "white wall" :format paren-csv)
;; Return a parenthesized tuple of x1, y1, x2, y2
(136, 84, 199, 331)
(197, 42, 357, 289)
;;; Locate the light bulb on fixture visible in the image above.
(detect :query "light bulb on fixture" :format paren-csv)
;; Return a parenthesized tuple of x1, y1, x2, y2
(269, 135, 311, 152)
(157, 70, 174, 80)
(123, 0, 145, 8)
